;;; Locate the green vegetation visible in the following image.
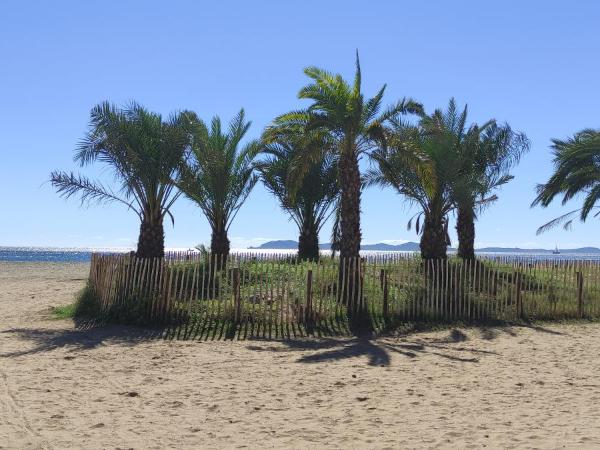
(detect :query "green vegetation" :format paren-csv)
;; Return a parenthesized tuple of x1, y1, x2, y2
(48, 57, 536, 266)
(272, 53, 422, 262)
(84, 253, 600, 339)
(532, 128, 600, 233)
(438, 100, 529, 259)
(177, 110, 261, 263)
(48, 55, 600, 338)
(51, 282, 101, 320)
(259, 124, 338, 260)
(51, 303, 76, 319)
(48, 56, 600, 266)
(368, 99, 529, 259)
(50, 102, 190, 258)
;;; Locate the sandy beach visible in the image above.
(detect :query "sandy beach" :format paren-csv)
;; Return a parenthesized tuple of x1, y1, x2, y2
(1, 261, 600, 449)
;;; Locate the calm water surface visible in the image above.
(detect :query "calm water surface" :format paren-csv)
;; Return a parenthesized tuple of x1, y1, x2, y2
(2, 247, 600, 263)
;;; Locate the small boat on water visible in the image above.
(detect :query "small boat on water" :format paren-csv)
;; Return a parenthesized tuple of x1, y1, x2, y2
(553, 245, 560, 255)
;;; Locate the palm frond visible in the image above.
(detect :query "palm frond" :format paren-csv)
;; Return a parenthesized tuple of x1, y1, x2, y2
(50, 171, 140, 214)
(532, 128, 600, 232)
(536, 209, 582, 235)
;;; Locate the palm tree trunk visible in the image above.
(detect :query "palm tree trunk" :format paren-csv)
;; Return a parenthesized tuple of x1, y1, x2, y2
(420, 212, 447, 260)
(338, 150, 362, 259)
(136, 210, 164, 258)
(298, 220, 319, 261)
(210, 222, 230, 270)
(456, 205, 475, 260)
(338, 149, 365, 327)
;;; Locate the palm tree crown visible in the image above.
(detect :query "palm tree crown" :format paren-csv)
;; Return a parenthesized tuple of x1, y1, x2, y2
(368, 112, 455, 259)
(258, 126, 339, 260)
(50, 101, 190, 258)
(425, 99, 529, 259)
(178, 109, 260, 260)
(532, 129, 600, 233)
(274, 52, 422, 260)
(369, 99, 528, 259)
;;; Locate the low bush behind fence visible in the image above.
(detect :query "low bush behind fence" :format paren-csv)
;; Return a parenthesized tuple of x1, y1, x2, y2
(87, 252, 600, 337)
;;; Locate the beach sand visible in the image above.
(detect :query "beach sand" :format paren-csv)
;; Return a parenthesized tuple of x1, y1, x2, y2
(1, 261, 600, 449)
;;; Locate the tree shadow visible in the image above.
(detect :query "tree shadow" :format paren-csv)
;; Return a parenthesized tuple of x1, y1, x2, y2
(1, 314, 571, 361)
(0, 319, 163, 358)
(247, 337, 391, 366)
(519, 321, 568, 335)
(246, 331, 497, 366)
(472, 320, 568, 341)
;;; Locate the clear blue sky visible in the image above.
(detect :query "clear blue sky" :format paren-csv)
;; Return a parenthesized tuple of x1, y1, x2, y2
(2, 1, 600, 250)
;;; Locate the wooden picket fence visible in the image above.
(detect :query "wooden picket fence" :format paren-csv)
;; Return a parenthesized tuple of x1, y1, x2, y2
(87, 252, 600, 338)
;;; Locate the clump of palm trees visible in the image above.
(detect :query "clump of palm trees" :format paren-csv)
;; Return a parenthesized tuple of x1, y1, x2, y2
(368, 99, 529, 259)
(271, 54, 423, 264)
(51, 55, 531, 266)
(258, 124, 338, 260)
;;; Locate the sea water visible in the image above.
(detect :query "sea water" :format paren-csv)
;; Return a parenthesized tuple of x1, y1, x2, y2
(2, 247, 600, 263)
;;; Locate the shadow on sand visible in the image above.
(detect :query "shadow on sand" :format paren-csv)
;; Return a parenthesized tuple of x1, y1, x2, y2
(0, 319, 162, 357)
(245, 330, 500, 366)
(0, 317, 571, 365)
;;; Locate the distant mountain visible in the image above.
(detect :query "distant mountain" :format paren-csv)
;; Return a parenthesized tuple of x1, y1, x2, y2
(359, 242, 421, 251)
(248, 240, 298, 249)
(249, 240, 422, 251)
(478, 246, 600, 254)
(570, 247, 600, 253)
(248, 240, 600, 254)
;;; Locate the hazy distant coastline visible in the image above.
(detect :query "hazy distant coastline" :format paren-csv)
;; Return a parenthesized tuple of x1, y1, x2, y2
(248, 240, 600, 254)
(4, 242, 600, 263)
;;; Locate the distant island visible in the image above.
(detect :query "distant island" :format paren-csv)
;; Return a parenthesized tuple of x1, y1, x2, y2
(248, 240, 600, 254)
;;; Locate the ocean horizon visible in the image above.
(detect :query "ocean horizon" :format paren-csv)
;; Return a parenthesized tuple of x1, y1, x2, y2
(3, 246, 600, 263)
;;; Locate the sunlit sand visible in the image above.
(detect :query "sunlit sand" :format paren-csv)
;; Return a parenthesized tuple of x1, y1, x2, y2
(1, 262, 599, 449)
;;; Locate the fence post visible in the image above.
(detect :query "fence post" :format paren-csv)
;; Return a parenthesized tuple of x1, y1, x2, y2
(360, 257, 366, 314)
(233, 267, 241, 323)
(381, 269, 389, 321)
(514, 271, 523, 319)
(306, 269, 313, 324)
(577, 271, 584, 318)
(492, 272, 498, 297)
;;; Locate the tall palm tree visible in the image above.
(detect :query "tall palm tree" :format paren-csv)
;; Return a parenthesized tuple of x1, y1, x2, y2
(425, 99, 529, 259)
(258, 126, 338, 260)
(50, 101, 190, 258)
(275, 53, 422, 261)
(369, 114, 455, 259)
(532, 129, 600, 233)
(273, 53, 422, 317)
(178, 109, 260, 264)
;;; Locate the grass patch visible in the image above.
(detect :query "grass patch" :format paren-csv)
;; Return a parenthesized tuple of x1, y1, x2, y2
(51, 303, 76, 319)
(51, 282, 101, 320)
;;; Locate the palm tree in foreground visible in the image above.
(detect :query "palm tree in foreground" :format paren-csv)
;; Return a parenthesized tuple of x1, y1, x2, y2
(532, 129, 600, 233)
(50, 102, 190, 258)
(178, 109, 259, 265)
(274, 53, 422, 317)
(258, 126, 339, 260)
